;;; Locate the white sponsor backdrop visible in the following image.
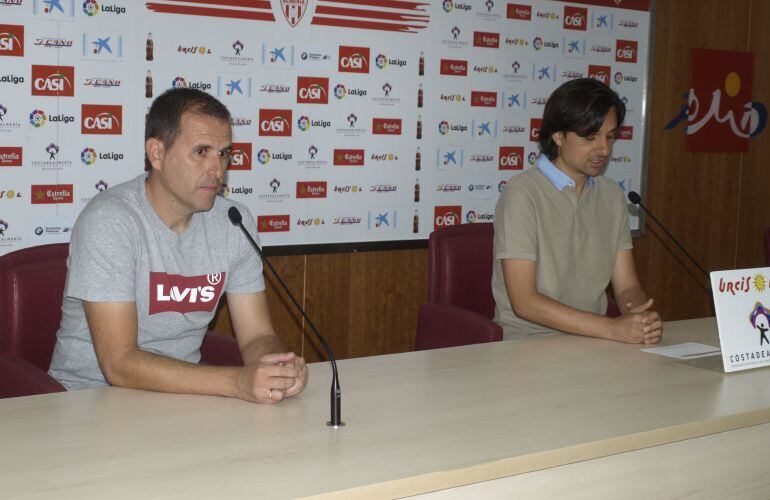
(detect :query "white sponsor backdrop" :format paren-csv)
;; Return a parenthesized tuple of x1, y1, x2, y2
(0, 0, 651, 254)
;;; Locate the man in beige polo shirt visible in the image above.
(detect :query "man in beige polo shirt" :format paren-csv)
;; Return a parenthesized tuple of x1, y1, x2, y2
(492, 78, 662, 343)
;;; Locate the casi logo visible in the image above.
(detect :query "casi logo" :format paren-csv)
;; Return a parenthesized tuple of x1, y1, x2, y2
(259, 109, 292, 136)
(563, 6, 587, 30)
(339, 45, 370, 73)
(471, 91, 497, 107)
(507, 4, 531, 20)
(257, 214, 290, 232)
(0, 24, 24, 57)
(473, 31, 500, 48)
(31, 65, 75, 96)
(80, 147, 96, 165)
(81, 104, 122, 134)
(296, 181, 327, 199)
(499, 146, 524, 170)
(228, 142, 252, 170)
(440, 59, 468, 76)
(434, 205, 462, 230)
(333, 148, 365, 166)
(530, 118, 542, 142)
(296, 76, 329, 104)
(615, 39, 638, 63)
(31, 184, 73, 204)
(0, 147, 22, 167)
(372, 118, 402, 135)
(588, 65, 611, 85)
(618, 125, 633, 140)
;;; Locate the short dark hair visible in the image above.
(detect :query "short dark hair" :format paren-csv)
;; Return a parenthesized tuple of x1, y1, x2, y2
(539, 78, 625, 160)
(144, 87, 231, 171)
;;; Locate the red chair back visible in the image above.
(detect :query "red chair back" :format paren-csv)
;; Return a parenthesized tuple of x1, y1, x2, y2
(428, 223, 495, 319)
(0, 352, 65, 398)
(0, 244, 69, 371)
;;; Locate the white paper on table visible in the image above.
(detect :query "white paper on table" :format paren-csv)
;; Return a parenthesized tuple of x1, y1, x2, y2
(641, 342, 722, 359)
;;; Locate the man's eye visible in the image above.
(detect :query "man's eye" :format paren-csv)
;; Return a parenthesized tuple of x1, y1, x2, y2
(218, 151, 228, 158)
(196, 148, 206, 156)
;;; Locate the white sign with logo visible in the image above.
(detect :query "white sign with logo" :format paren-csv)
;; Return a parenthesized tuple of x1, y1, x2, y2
(711, 267, 770, 372)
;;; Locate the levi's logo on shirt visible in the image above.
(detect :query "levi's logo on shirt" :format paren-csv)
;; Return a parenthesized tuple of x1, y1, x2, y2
(149, 272, 226, 315)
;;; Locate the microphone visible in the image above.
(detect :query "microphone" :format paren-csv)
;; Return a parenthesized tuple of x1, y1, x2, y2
(227, 206, 343, 427)
(627, 191, 709, 279)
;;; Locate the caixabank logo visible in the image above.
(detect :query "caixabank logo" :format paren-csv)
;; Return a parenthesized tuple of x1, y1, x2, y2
(0, 24, 24, 57)
(258, 215, 290, 232)
(31, 65, 75, 97)
(297, 76, 329, 104)
(33, 0, 75, 18)
(81, 104, 122, 135)
(228, 143, 252, 170)
(499, 146, 524, 170)
(339, 46, 370, 73)
(31, 184, 73, 204)
(259, 109, 292, 136)
(296, 181, 327, 199)
(372, 118, 402, 135)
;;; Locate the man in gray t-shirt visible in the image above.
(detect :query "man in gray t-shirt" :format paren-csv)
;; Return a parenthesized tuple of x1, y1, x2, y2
(493, 78, 662, 344)
(49, 88, 307, 404)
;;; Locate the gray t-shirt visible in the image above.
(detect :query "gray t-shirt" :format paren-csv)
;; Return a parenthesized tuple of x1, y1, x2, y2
(49, 174, 265, 390)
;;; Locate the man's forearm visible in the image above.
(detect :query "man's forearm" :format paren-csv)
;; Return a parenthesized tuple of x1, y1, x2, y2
(614, 285, 649, 314)
(102, 348, 241, 397)
(239, 333, 289, 366)
(512, 291, 614, 339)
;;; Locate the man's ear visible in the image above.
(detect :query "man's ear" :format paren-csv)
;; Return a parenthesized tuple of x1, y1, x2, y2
(552, 131, 565, 147)
(145, 138, 165, 171)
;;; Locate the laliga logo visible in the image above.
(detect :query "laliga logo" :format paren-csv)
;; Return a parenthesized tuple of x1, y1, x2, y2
(172, 76, 187, 88)
(375, 54, 387, 69)
(334, 84, 346, 99)
(81, 147, 96, 165)
(443, 0, 453, 12)
(257, 148, 270, 165)
(438, 120, 449, 135)
(84, 111, 119, 131)
(614, 72, 624, 85)
(533, 37, 543, 50)
(33, 71, 72, 93)
(83, 0, 99, 16)
(29, 109, 46, 127)
(665, 72, 768, 139)
(528, 152, 538, 165)
(297, 115, 310, 131)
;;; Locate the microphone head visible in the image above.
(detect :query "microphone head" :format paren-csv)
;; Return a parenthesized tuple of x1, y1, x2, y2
(628, 191, 642, 205)
(227, 206, 242, 225)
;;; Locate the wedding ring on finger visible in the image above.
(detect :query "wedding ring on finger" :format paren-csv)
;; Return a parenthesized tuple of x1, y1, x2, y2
(269, 389, 273, 399)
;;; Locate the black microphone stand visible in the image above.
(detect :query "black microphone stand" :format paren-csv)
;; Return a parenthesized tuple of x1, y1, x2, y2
(228, 207, 343, 427)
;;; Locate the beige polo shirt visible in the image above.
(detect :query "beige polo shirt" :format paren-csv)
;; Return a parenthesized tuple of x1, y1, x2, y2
(492, 161, 633, 339)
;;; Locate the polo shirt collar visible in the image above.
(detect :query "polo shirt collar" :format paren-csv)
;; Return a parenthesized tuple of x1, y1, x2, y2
(537, 154, 594, 191)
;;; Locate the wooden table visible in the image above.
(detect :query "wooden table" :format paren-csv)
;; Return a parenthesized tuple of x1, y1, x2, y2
(1, 318, 769, 499)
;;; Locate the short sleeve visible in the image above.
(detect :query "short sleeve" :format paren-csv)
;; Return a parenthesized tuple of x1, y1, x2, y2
(65, 202, 139, 302)
(493, 184, 538, 262)
(617, 191, 633, 251)
(226, 205, 266, 294)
